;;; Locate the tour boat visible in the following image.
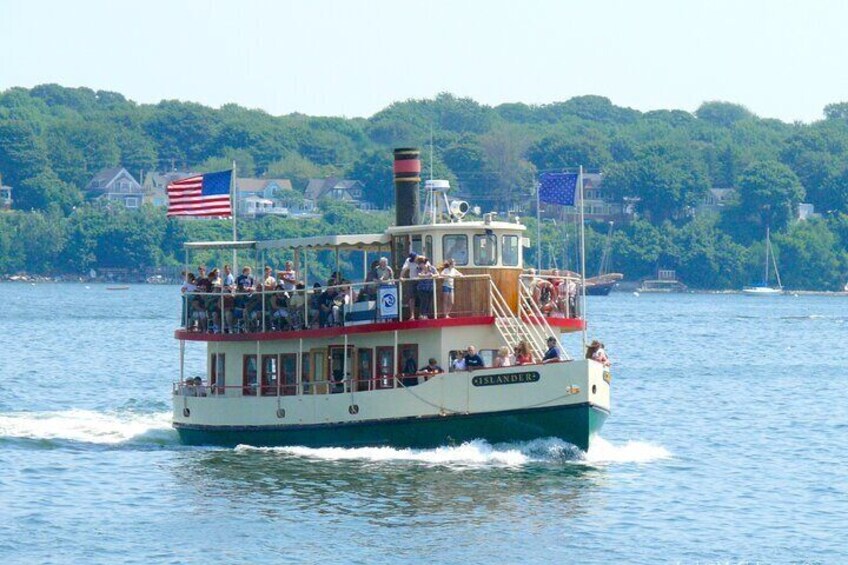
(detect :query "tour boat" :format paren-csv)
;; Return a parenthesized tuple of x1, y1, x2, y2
(742, 227, 783, 296)
(171, 149, 611, 451)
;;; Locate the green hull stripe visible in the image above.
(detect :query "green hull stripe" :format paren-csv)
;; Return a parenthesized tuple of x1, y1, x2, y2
(175, 402, 608, 451)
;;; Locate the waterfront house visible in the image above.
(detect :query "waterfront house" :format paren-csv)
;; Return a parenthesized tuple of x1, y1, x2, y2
(305, 178, 376, 211)
(142, 171, 198, 207)
(86, 167, 143, 210)
(1, 184, 11, 210)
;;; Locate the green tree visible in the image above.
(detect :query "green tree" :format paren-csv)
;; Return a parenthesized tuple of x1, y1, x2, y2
(695, 101, 754, 127)
(737, 161, 805, 231)
(347, 150, 394, 208)
(0, 120, 49, 187)
(16, 170, 82, 213)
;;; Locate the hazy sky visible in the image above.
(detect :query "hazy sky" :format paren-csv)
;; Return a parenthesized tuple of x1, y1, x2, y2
(1, 0, 846, 122)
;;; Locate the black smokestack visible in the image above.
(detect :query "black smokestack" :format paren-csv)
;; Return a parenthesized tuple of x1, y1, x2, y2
(393, 148, 421, 226)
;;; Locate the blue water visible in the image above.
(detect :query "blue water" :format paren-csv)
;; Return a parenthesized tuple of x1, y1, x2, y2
(1, 284, 846, 563)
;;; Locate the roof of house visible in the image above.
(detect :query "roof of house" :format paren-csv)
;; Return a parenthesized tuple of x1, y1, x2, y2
(237, 178, 293, 194)
(87, 167, 137, 191)
(304, 178, 363, 200)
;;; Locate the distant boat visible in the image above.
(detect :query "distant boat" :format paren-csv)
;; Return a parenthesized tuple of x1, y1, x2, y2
(106, 285, 129, 291)
(742, 227, 782, 296)
(585, 222, 623, 296)
(639, 269, 687, 293)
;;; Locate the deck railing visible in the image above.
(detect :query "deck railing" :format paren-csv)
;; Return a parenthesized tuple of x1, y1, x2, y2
(518, 273, 581, 320)
(179, 274, 494, 335)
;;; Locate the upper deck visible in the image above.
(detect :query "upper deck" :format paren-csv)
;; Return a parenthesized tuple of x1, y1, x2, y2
(177, 220, 585, 351)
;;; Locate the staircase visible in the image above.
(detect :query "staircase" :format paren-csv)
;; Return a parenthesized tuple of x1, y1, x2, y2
(488, 279, 565, 361)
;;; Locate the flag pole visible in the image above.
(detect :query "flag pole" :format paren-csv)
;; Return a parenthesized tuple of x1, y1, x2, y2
(536, 177, 542, 272)
(579, 165, 587, 352)
(231, 160, 238, 273)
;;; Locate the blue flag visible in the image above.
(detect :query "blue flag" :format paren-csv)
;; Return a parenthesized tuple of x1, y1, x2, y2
(538, 172, 578, 206)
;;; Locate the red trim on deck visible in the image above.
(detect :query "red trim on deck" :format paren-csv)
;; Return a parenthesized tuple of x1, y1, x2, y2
(175, 316, 496, 342)
(524, 315, 585, 332)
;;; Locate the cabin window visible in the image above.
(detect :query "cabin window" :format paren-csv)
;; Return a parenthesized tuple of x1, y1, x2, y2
(261, 354, 278, 396)
(328, 346, 354, 394)
(281, 354, 297, 396)
(300, 353, 310, 395)
(473, 234, 497, 266)
(409, 235, 432, 261)
(376, 346, 394, 389)
(502, 235, 519, 266)
(210, 353, 225, 394)
(243, 355, 258, 396)
(357, 348, 373, 391)
(443, 234, 468, 266)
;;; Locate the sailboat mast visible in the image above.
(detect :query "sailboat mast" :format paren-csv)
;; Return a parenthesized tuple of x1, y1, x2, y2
(764, 226, 770, 284)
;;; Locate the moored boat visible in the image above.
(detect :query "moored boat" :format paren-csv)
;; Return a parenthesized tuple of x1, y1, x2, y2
(742, 227, 783, 296)
(172, 149, 610, 451)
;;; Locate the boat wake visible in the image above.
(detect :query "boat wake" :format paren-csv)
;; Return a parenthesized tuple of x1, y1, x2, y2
(0, 408, 177, 448)
(237, 436, 671, 468)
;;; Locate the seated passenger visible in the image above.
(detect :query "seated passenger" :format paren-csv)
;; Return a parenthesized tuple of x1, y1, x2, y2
(450, 351, 466, 372)
(270, 289, 290, 330)
(463, 346, 485, 370)
(542, 337, 563, 363)
(588, 340, 611, 367)
(193, 376, 207, 397)
(494, 346, 514, 367)
(514, 341, 533, 365)
(419, 358, 444, 375)
(190, 296, 208, 332)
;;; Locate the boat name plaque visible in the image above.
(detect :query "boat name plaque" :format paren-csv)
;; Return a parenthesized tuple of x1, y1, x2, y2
(472, 371, 540, 387)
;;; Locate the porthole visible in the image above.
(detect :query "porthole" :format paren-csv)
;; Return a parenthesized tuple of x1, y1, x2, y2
(349, 405, 360, 415)
(276, 408, 286, 419)
(183, 408, 191, 417)
(591, 385, 597, 395)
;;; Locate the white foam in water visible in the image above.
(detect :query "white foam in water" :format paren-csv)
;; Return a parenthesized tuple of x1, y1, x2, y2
(0, 409, 173, 445)
(584, 436, 671, 465)
(237, 436, 671, 467)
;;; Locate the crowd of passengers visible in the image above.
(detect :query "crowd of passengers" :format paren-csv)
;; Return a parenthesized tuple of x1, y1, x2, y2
(179, 256, 580, 333)
(179, 253, 467, 333)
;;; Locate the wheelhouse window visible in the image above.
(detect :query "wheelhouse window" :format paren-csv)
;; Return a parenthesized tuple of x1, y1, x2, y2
(443, 234, 468, 266)
(502, 235, 519, 266)
(243, 355, 258, 396)
(473, 234, 497, 266)
(261, 355, 278, 396)
(210, 353, 225, 394)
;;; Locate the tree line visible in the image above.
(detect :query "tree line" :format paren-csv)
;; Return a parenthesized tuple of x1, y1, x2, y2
(1, 84, 848, 289)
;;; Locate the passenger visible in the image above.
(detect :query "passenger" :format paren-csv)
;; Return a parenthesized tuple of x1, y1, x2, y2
(309, 283, 322, 328)
(195, 266, 212, 294)
(463, 346, 485, 370)
(400, 252, 419, 321)
(288, 282, 306, 329)
(190, 295, 208, 333)
(242, 284, 263, 332)
(375, 257, 394, 281)
(319, 285, 337, 327)
(514, 341, 533, 365)
(180, 272, 197, 294)
(236, 266, 255, 289)
(182, 377, 196, 396)
(535, 276, 555, 315)
(440, 259, 462, 318)
(208, 268, 224, 332)
(542, 336, 563, 363)
(262, 266, 276, 291)
(415, 256, 436, 319)
(401, 349, 419, 387)
(420, 357, 444, 375)
(278, 261, 297, 292)
(451, 351, 466, 372)
(566, 278, 578, 317)
(220, 286, 236, 333)
(270, 289, 290, 331)
(223, 264, 235, 289)
(193, 376, 207, 397)
(494, 346, 514, 368)
(589, 340, 611, 367)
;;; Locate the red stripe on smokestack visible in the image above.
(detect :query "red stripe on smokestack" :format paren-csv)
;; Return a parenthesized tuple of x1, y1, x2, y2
(393, 159, 422, 174)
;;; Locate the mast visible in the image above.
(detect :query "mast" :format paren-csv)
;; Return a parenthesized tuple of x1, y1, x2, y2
(579, 166, 587, 351)
(764, 226, 770, 285)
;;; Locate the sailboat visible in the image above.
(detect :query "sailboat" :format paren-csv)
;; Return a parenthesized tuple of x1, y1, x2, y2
(742, 226, 783, 295)
(585, 222, 623, 296)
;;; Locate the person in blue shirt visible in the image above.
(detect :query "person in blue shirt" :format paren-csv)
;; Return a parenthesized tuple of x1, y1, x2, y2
(542, 337, 562, 363)
(463, 346, 485, 370)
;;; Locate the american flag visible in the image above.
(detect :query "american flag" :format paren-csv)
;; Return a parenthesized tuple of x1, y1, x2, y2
(167, 170, 233, 217)
(538, 172, 579, 206)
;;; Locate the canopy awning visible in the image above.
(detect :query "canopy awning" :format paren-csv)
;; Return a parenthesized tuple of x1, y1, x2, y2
(256, 233, 391, 251)
(183, 240, 258, 251)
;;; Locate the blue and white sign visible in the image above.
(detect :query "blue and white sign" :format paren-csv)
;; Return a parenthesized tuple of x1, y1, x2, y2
(378, 284, 398, 319)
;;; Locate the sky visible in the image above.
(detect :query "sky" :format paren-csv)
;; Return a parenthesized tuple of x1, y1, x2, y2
(1, 0, 846, 123)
